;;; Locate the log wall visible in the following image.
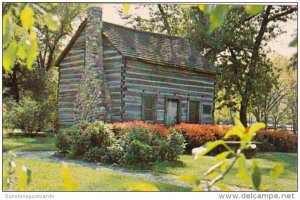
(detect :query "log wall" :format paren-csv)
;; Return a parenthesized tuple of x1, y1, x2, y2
(58, 29, 86, 127)
(123, 58, 215, 124)
(103, 37, 123, 121)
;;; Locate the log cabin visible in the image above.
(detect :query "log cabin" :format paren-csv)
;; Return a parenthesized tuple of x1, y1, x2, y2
(55, 6, 217, 128)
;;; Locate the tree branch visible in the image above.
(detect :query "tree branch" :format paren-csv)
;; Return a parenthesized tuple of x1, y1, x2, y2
(157, 4, 172, 34)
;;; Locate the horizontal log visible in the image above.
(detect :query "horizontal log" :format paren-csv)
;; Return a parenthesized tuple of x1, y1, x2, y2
(60, 73, 82, 79)
(125, 70, 214, 87)
(125, 77, 214, 93)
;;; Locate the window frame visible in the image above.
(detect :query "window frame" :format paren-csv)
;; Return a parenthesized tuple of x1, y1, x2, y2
(202, 104, 213, 115)
(141, 93, 157, 123)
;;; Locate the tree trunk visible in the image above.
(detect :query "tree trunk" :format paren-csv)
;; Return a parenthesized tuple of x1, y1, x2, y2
(11, 64, 20, 102)
(240, 100, 248, 127)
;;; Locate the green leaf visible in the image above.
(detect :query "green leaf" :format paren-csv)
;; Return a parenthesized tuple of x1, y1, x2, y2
(3, 40, 18, 73)
(3, 14, 13, 48)
(179, 175, 201, 185)
(215, 182, 231, 191)
(215, 151, 232, 162)
(17, 38, 27, 60)
(248, 123, 265, 135)
(127, 183, 159, 191)
(236, 154, 251, 185)
(208, 5, 230, 33)
(203, 140, 228, 155)
(123, 4, 131, 16)
(25, 30, 39, 69)
(45, 13, 60, 31)
(250, 160, 261, 190)
(245, 5, 265, 15)
(20, 6, 35, 30)
(269, 163, 284, 179)
(289, 36, 297, 47)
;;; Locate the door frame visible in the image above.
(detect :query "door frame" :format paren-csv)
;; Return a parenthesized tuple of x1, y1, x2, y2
(164, 95, 181, 126)
(187, 97, 201, 124)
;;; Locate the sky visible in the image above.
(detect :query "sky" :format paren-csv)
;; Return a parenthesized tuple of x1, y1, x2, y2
(100, 4, 297, 58)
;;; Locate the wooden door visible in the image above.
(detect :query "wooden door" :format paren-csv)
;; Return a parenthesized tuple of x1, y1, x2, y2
(166, 99, 179, 126)
(189, 101, 200, 124)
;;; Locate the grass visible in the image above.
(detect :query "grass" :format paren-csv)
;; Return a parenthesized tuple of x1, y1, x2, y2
(2, 135, 297, 191)
(2, 157, 189, 191)
(147, 152, 297, 191)
(2, 135, 57, 152)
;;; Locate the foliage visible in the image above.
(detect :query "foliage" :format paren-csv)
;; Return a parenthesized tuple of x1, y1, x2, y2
(55, 121, 186, 165)
(4, 96, 53, 134)
(3, 3, 60, 72)
(120, 4, 297, 127)
(127, 120, 286, 191)
(172, 123, 231, 152)
(255, 130, 297, 153)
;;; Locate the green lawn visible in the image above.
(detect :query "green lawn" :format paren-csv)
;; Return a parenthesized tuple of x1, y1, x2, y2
(147, 152, 297, 191)
(2, 136, 297, 191)
(2, 157, 189, 191)
(2, 136, 57, 152)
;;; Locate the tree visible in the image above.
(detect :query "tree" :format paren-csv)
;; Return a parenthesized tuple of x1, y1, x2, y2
(120, 5, 297, 127)
(3, 3, 87, 102)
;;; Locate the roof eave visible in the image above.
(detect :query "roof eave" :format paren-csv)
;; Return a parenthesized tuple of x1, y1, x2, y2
(54, 19, 87, 67)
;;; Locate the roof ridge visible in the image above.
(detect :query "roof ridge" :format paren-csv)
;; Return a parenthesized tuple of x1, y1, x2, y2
(103, 21, 188, 41)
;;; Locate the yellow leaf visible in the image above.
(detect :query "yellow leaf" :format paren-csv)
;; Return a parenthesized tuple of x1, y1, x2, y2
(225, 126, 244, 139)
(3, 40, 18, 73)
(179, 175, 200, 185)
(248, 123, 265, 135)
(198, 5, 206, 11)
(236, 154, 251, 185)
(3, 14, 12, 48)
(20, 6, 35, 30)
(215, 182, 231, 191)
(192, 186, 203, 191)
(123, 4, 131, 16)
(61, 163, 78, 191)
(45, 13, 60, 31)
(234, 118, 245, 132)
(127, 183, 159, 191)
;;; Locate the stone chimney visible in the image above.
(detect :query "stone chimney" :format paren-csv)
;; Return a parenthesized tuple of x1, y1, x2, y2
(76, 6, 112, 122)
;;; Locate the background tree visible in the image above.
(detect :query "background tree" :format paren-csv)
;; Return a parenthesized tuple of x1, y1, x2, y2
(3, 3, 87, 133)
(119, 5, 297, 127)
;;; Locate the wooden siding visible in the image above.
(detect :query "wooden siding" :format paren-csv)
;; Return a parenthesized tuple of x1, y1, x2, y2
(103, 37, 123, 121)
(58, 29, 86, 127)
(123, 59, 215, 124)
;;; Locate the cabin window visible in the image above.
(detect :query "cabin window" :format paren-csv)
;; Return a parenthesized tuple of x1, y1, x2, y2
(141, 94, 157, 122)
(188, 100, 200, 123)
(203, 104, 212, 114)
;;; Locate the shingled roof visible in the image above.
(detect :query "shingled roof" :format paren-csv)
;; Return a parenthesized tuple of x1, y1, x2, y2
(56, 20, 216, 74)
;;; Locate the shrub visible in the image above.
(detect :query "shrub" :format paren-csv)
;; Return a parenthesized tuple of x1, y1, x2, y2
(123, 139, 154, 165)
(56, 121, 186, 165)
(5, 97, 52, 135)
(255, 130, 297, 153)
(121, 125, 186, 165)
(55, 127, 76, 153)
(172, 123, 231, 152)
